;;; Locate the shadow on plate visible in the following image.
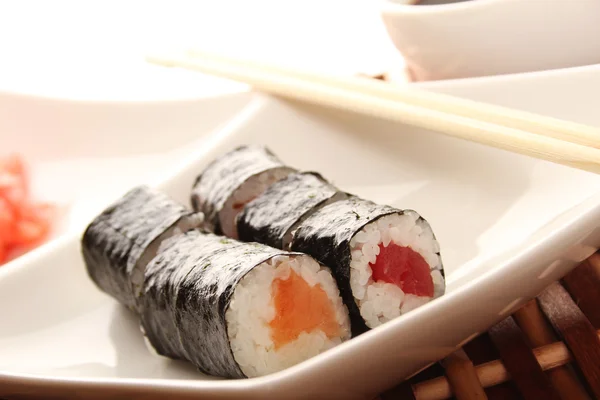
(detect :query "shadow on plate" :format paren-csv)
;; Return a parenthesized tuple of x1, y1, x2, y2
(108, 304, 219, 380)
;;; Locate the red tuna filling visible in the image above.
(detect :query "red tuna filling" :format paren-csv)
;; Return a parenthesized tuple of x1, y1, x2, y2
(369, 243, 434, 297)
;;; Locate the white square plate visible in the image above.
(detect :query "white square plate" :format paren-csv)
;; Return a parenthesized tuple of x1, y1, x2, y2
(2, 66, 600, 399)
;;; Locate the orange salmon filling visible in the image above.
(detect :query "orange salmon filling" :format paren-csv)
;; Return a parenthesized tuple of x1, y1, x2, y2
(269, 269, 340, 349)
(370, 244, 434, 297)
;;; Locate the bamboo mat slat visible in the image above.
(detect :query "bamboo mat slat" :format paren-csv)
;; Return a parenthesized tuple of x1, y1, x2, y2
(513, 300, 591, 400)
(538, 283, 600, 398)
(488, 317, 561, 400)
(462, 334, 521, 400)
(563, 256, 600, 328)
(440, 350, 487, 400)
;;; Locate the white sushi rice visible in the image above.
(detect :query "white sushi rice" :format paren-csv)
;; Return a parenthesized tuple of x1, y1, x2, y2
(226, 254, 351, 378)
(349, 212, 445, 328)
(220, 168, 292, 239)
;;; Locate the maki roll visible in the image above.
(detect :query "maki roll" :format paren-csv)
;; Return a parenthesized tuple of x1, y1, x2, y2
(237, 172, 348, 250)
(81, 186, 203, 311)
(291, 197, 445, 331)
(191, 145, 296, 238)
(141, 230, 351, 378)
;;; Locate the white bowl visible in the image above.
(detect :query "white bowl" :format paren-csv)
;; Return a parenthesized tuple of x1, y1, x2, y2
(0, 91, 253, 244)
(381, 0, 600, 81)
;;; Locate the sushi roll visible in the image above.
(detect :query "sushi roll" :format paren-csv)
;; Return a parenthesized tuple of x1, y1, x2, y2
(141, 230, 351, 378)
(290, 197, 445, 332)
(191, 145, 296, 238)
(237, 171, 348, 250)
(81, 186, 203, 311)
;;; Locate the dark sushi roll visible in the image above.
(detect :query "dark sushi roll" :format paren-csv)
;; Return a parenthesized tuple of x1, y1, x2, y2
(237, 172, 348, 250)
(290, 197, 444, 331)
(81, 186, 203, 311)
(141, 230, 351, 378)
(191, 145, 296, 238)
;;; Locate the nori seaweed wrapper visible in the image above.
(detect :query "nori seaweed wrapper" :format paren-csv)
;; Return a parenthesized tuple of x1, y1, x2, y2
(190, 145, 295, 233)
(290, 196, 442, 335)
(140, 230, 298, 378)
(81, 186, 203, 311)
(238, 171, 348, 250)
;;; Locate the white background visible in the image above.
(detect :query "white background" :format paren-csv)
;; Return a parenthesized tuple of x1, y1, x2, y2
(0, 0, 404, 100)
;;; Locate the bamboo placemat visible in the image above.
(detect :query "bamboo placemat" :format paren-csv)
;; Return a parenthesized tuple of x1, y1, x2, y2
(375, 252, 600, 400)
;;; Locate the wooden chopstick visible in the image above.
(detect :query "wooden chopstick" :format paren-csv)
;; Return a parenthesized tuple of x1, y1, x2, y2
(147, 51, 600, 175)
(184, 49, 600, 150)
(411, 328, 600, 400)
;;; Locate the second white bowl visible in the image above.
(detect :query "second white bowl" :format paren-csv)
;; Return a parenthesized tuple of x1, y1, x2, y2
(381, 0, 600, 81)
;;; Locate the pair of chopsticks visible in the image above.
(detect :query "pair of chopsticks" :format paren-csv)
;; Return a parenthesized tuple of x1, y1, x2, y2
(147, 50, 600, 174)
